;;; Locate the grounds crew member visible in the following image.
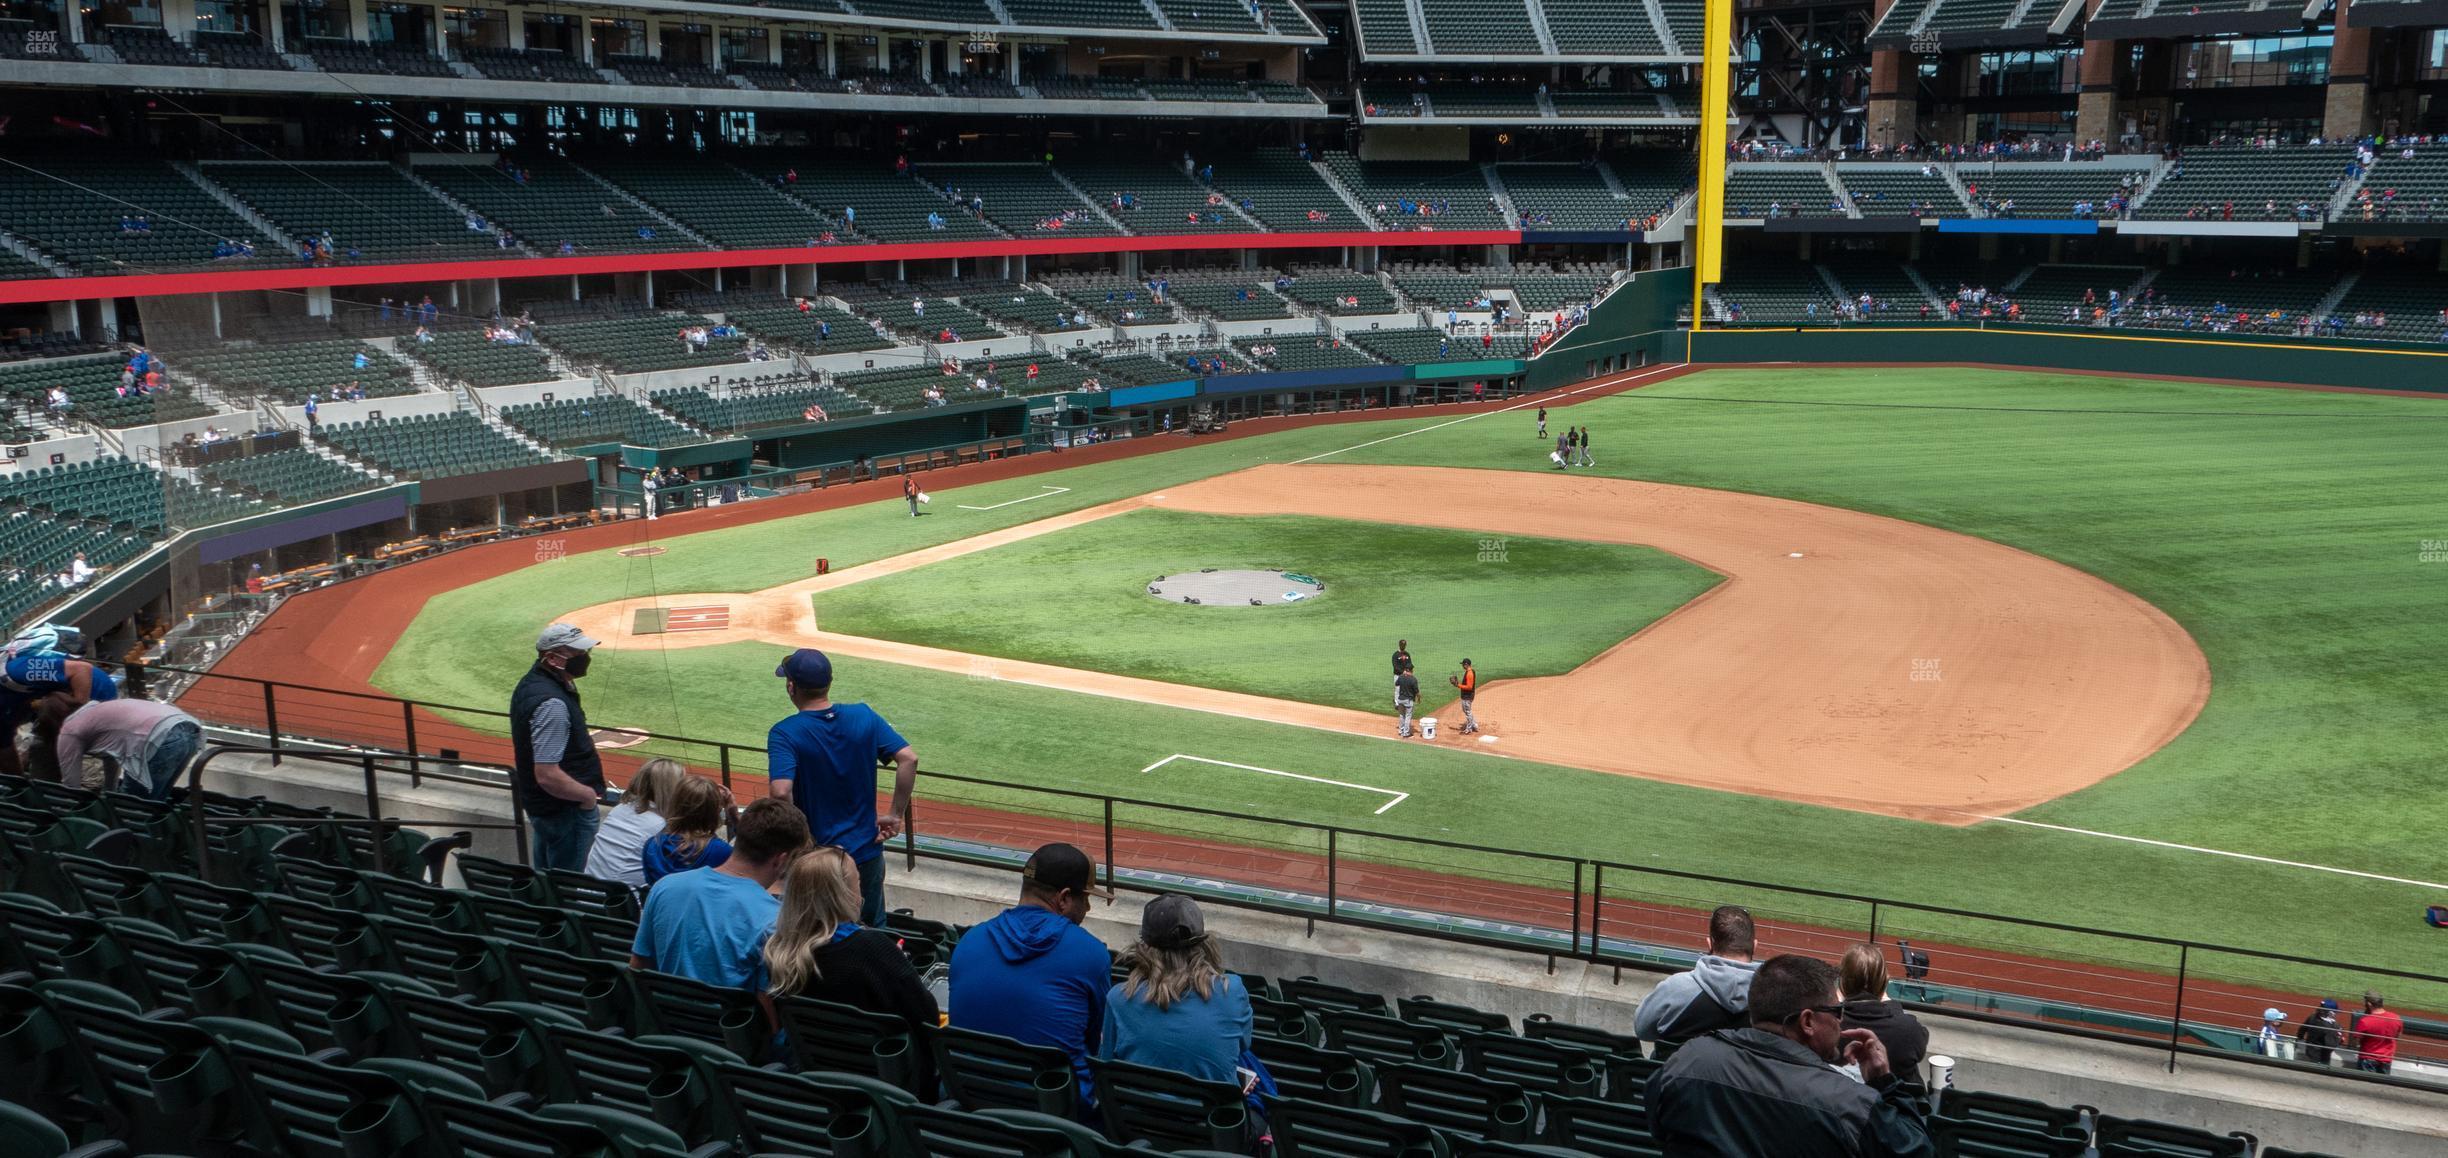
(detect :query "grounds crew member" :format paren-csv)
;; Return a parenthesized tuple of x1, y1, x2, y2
(512, 622, 608, 871)
(1449, 659, 1480, 734)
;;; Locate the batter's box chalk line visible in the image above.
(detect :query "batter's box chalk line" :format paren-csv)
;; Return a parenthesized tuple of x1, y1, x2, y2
(1141, 753, 1409, 815)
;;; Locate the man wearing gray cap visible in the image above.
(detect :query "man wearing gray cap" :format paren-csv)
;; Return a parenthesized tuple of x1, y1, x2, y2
(512, 622, 609, 870)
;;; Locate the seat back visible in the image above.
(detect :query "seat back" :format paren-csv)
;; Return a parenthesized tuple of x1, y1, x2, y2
(365, 914, 507, 1000)
(1267, 1095, 1449, 1158)
(932, 1024, 1080, 1119)
(541, 869, 640, 919)
(1521, 1014, 1644, 1059)
(895, 1102, 1092, 1157)
(1399, 995, 1512, 1036)
(226, 944, 409, 1056)
(1541, 1095, 1663, 1158)
(1374, 1063, 1534, 1143)
(1251, 993, 1324, 1044)
(698, 1059, 905, 1158)
(0, 895, 126, 986)
(1250, 1035, 1373, 1108)
(1321, 1009, 1455, 1069)
(1088, 1057, 1249, 1152)
(1285, 976, 1390, 1015)
(258, 893, 387, 972)
(453, 853, 550, 905)
(629, 968, 769, 1061)
(492, 939, 634, 1031)
(1457, 1032, 1600, 1098)
(1937, 1089, 2090, 1140)
(226, 1039, 424, 1158)
(2094, 1115, 2250, 1158)
(772, 993, 923, 1093)
(152, 871, 274, 944)
(1929, 1115, 2091, 1158)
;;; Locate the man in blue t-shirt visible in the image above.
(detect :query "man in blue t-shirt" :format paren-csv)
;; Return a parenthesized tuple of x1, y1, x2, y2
(765, 648, 917, 925)
(630, 797, 810, 990)
(0, 625, 118, 781)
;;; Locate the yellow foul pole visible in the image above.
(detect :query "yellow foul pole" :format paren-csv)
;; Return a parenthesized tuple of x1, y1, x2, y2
(1690, 0, 1733, 329)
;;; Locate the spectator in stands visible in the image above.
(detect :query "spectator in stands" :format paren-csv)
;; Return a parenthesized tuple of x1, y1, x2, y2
(629, 797, 810, 989)
(44, 386, 70, 416)
(1647, 954, 1934, 1157)
(1635, 905, 1760, 1044)
(950, 842, 1112, 1112)
(641, 774, 734, 885)
(55, 694, 200, 799)
(762, 843, 940, 1079)
(1101, 893, 1259, 1094)
(2296, 998, 2345, 1066)
(582, 756, 684, 886)
(510, 623, 610, 871)
(765, 648, 916, 925)
(2353, 991, 2403, 1074)
(0, 625, 119, 782)
(1838, 943, 1926, 1079)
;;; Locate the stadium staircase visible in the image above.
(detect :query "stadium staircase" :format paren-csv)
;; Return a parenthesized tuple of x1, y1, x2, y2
(2328, 166, 2371, 222)
(2311, 271, 2359, 319)
(1813, 264, 1849, 302)
(567, 162, 715, 250)
(1045, 169, 1135, 234)
(173, 161, 296, 251)
(1482, 165, 1523, 227)
(400, 169, 530, 255)
(1637, 0, 1677, 54)
(1313, 161, 1380, 225)
(1519, 0, 1562, 54)
(1937, 165, 1979, 214)
(1902, 264, 1946, 305)
(1402, 0, 1432, 50)
(0, 232, 61, 277)
(1131, 0, 1177, 29)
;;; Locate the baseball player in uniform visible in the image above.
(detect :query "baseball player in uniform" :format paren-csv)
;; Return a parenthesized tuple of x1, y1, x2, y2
(1537, 407, 1548, 439)
(1449, 659, 1479, 734)
(1391, 639, 1411, 690)
(1577, 426, 1594, 467)
(1394, 665, 1420, 738)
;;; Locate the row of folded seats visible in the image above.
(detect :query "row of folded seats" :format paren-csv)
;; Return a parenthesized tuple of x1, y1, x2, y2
(0, 773, 2353, 1158)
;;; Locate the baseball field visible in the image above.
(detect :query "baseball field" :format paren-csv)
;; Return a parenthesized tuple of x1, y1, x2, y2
(343, 364, 2448, 995)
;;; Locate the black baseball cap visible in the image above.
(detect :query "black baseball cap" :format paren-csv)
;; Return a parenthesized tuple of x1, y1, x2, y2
(1022, 842, 1098, 895)
(1141, 894, 1207, 949)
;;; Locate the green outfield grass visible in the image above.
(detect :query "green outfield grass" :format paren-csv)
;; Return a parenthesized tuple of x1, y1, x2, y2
(813, 509, 1721, 713)
(374, 367, 2448, 990)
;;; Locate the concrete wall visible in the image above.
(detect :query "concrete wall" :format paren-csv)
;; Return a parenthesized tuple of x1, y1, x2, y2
(6, 430, 109, 468)
(474, 379, 603, 411)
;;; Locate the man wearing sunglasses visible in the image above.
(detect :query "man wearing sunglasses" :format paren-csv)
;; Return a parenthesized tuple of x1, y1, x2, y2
(1647, 954, 1935, 1157)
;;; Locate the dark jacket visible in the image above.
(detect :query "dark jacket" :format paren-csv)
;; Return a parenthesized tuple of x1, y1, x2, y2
(1840, 999, 1929, 1080)
(509, 662, 602, 817)
(2296, 1010, 2345, 1065)
(1646, 1028, 1935, 1158)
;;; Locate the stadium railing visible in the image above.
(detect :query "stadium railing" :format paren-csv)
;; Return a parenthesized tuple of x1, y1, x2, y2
(151, 664, 2448, 1090)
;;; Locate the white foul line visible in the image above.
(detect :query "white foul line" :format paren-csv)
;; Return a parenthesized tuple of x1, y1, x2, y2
(1957, 813, 2448, 891)
(1142, 753, 1410, 815)
(957, 485, 1073, 511)
(1288, 363, 1687, 466)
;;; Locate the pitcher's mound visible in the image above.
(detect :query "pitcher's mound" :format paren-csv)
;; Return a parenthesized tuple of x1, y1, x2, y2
(1149, 569, 1324, 607)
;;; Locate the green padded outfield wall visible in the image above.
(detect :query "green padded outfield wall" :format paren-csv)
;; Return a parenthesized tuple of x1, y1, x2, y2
(772, 399, 1029, 468)
(1526, 265, 1691, 390)
(1684, 325, 2448, 393)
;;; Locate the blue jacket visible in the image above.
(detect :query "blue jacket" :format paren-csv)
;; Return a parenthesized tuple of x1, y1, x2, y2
(949, 905, 1111, 1107)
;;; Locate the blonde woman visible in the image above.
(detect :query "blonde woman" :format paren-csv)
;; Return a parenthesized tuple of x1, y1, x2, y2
(583, 758, 685, 886)
(1098, 894, 1255, 1087)
(762, 846, 938, 1037)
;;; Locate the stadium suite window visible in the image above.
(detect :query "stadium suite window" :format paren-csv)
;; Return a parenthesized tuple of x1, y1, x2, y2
(1967, 49, 2076, 98)
(2172, 35, 2330, 89)
(193, 0, 263, 36)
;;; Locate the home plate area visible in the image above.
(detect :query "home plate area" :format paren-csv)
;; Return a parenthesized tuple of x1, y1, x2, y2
(631, 605, 732, 634)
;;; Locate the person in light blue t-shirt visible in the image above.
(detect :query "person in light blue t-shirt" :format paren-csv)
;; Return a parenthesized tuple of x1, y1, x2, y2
(765, 649, 916, 925)
(629, 798, 809, 990)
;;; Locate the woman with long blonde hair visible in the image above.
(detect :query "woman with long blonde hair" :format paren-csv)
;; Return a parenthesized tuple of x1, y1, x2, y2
(583, 757, 685, 886)
(762, 846, 937, 1034)
(1098, 894, 1256, 1087)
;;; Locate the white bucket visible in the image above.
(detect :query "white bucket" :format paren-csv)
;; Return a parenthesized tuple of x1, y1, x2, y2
(1421, 717, 1438, 740)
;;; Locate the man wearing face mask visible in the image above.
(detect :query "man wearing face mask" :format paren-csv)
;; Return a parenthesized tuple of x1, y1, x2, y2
(1647, 954, 1935, 1157)
(512, 622, 610, 871)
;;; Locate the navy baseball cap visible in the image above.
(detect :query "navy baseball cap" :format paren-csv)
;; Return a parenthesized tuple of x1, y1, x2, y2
(776, 648, 833, 687)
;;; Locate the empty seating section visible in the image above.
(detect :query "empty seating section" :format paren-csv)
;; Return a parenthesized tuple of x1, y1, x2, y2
(1355, 326, 1527, 361)
(1546, 0, 1668, 53)
(721, 301, 894, 352)
(0, 512, 144, 629)
(0, 354, 214, 429)
(0, 453, 259, 537)
(1422, 87, 1542, 118)
(841, 290, 1002, 340)
(0, 18, 80, 59)
(321, 412, 555, 478)
(397, 332, 557, 388)
(2137, 146, 2352, 219)
(1501, 164, 1635, 229)
(601, 54, 724, 88)
(1608, 151, 1698, 220)
(1168, 280, 1296, 320)
(1717, 258, 1837, 323)
(653, 383, 872, 431)
(1327, 154, 1506, 230)
(770, 166, 997, 243)
(180, 339, 416, 405)
(0, 248, 44, 281)
(1282, 269, 1398, 314)
(416, 161, 689, 254)
(1868, 0, 1939, 39)
(951, 283, 1095, 332)
(500, 395, 701, 448)
(845, 0, 995, 20)
(539, 313, 745, 373)
(582, 159, 825, 249)
(1144, 77, 1257, 103)
(1210, 150, 1355, 231)
(1959, 165, 2138, 218)
(102, 25, 196, 66)
(1820, 257, 1932, 309)
(967, 354, 1093, 396)
(2010, 265, 2145, 317)
(1550, 90, 1682, 118)
(2327, 272, 2448, 340)
(1063, 159, 1251, 234)
(203, 163, 499, 263)
(2146, 267, 2334, 321)
(197, 446, 378, 505)
(1044, 274, 1177, 324)
(1838, 167, 1965, 216)
(1725, 165, 1845, 217)
(1353, 0, 1420, 52)
(1505, 264, 1612, 311)
(1388, 264, 1488, 307)
(834, 364, 985, 411)
(1916, 0, 2022, 39)
(1419, 0, 1543, 53)
(2342, 148, 2448, 221)
(1002, 0, 1158, 28)
(1151, 0, 1271, 32)
(1658, 0, 1703, 52)
(1074, 348, 1218, 386)
(1032, 75, 1148, 101)
(0, 154, 276, 275)
(296, 38, 454, 78)
(918, 165, 1116, 236)
(461, 47, 602, 84)
(1250, 79, 1320, 103)
(194, 30, 290, 69)
(1237, 335, 1378, 370)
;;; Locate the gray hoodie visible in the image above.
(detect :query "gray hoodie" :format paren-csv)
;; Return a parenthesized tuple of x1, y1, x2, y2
(1634, 955, 1759, 1043)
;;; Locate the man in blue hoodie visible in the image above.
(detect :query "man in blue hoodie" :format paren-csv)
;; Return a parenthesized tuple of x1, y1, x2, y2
(1635, 905, 1761, 1045)
(949, 842, 1113, 1110)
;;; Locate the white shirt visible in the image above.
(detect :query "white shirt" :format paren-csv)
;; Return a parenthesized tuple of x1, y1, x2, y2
(584, 803, 665, 887)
